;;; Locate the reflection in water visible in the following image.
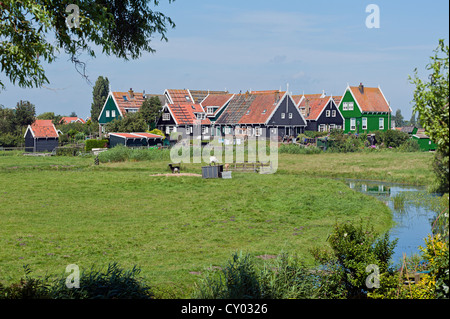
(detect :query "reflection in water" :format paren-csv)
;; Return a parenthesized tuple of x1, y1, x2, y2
(345, 179, 438, 265)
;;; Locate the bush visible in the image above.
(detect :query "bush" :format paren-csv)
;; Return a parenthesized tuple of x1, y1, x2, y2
(49, 263, 153, 299)
(56, 145, 83, 156)
(278, 144, 322, 154)
(0, 265, 50, 299)
(373, 130, 410, 148)
(85, 139, 108, 152)
(193, 252, 319, 299)
(310, 221, 398, 299)
(397, 139, 421, 152)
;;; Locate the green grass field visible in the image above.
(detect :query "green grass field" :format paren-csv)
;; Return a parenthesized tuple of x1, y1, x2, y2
(0, 150, 434, 297)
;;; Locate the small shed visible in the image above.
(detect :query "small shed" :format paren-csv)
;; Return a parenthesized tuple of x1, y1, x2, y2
(109, 132, 164, 148)
(412, 133, 437, 151)
(24, 120, 59, 152)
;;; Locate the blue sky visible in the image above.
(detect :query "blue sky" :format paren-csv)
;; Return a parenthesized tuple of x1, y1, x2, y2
(0, 0, 448, 120)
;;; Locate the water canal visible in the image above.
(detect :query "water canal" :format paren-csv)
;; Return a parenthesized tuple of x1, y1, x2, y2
(344, 179, 443, 265)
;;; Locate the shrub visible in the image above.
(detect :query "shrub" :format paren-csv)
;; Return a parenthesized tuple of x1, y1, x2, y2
(310, 221, 398, 299)
(85, 139, 108, 152)
(397, 139, 421, 152)
(279, 144, 322, 154)
(0, 265, 50, 299)
(49, 263, 153, 299)
(56, 145, 83, 156)
(193, 252, 319, 299)
(373, 130, 410, 148)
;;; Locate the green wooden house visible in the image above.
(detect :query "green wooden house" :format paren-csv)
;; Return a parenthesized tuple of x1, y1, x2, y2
(338, 83, 392, 133)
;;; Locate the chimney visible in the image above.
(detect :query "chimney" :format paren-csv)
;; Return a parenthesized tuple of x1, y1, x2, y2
(129, 88, 134, 99)
(359, 83, 364, 94)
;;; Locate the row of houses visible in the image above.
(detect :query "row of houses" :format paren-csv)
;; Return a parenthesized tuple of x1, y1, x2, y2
(98, 83, 393, 141)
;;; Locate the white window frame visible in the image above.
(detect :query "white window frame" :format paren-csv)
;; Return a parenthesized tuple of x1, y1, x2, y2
(106, 110, 110, 117)
(326, 110, 330, 117)
(343, 102, 348, 111)
(162, 113, 170, 121)
(319, 124, 326, 132)
(350, 118, 356, 131)
(332, 110, 336, 117)
(330, 124, 336, 130)
(281, 113, 285, 119)
(111, 110, 116, 117)
(288, 113, 293, 119)
(348, 102, 354, 111)
(362, 117, 367, 130)
(379, 117, 385, 130)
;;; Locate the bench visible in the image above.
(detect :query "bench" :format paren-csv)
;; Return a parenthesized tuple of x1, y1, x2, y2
(224, 161, 272, 173)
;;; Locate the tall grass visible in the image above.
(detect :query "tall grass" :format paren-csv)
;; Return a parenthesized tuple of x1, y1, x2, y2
(98, 145, 171, 163)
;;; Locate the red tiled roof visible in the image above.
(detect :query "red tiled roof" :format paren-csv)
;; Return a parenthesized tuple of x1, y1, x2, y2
(165, 89, 194, 104)
(112, 91, 146, 116)
(238, 91, 287, 124)
(349, 86, 390, 113)
(305, 97, 329, 120)
(167, 103, 211, 125)
(201, 93, 234, 116)
(28, 120, 59, 138)
(60, 117, 86, 124)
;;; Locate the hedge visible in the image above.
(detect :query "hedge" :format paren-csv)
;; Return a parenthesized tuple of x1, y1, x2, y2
(85, 139, 108, 152)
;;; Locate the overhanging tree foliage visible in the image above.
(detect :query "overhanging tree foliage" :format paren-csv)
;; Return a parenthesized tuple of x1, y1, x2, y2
(409, 39, 449, 193)
(0, 0, 175, 89)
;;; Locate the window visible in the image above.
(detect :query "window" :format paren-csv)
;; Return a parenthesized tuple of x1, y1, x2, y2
(162, 113, 170, 121)
(330, 124, 335, 130)
(319, 124, 326, 132)
(262, 109, 266, 114)
(202, 126, 208, 134)
(126, 108, 137, 113)
(332, 110, 336, 117)
(281, 113, 285, 119)
(348, 102, 354, 111)
(246, 110, 250, 115)
(289, 113, 293, 119)
(106, 110, 110, 117)
(343, 102, 348, 111)
(111, 110, 116, 117)
(207, 107, 214, 115)
(326, 110, 330, 117)
(255, 127, 262, 136)
(362, 117, 367, 130)
(225, 127, 231, 134)
(123, 95, 128, 101)
(350, 118, 356, 131)
(379, 117, 385, 130)
(185, 96, 191, 102)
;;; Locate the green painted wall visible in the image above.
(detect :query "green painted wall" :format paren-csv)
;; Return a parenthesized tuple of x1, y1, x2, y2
(412, 136, 437, 151)
(98, 95, 122, 124)
(338, 89, 391, 133)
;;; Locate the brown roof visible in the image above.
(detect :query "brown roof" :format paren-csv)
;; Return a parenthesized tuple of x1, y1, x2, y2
(304, 98, 330, 120)
(238, 91, 286, 124)
(167, 103, 211, 125)
(60, 117, 86, 124)
(165, 89, 194, 104)
(112, 90, 146, 116)
(349, 85, 391, 113)
(28, 120, 59, 138)
(190, 90, 229, 104)
(201, 93, 234, 116)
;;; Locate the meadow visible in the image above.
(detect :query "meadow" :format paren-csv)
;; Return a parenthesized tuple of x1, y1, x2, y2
(0, 150, 434, 297)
